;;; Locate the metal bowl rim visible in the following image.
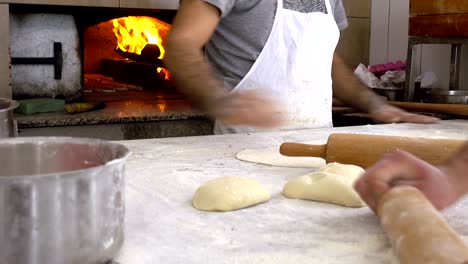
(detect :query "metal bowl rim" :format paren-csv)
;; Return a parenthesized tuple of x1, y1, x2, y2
(0, 137, 131, 179)
(427, 90, 468, 96)
(0, 98, 19, 112)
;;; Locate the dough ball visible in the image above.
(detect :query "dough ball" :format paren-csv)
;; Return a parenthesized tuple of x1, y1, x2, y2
(283, 162, 366, 207)
(193, 176, 271, 212)
(320, 162, 365, 179)
(236, 148, 325, 168)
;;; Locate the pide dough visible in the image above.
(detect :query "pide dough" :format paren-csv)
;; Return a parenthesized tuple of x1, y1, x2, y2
(283, 162, 366, 207)
(236, 147, 325, 168)
(192, 176, 271, 212)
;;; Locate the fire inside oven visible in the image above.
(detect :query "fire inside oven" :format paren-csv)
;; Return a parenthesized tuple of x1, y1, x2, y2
(83, 14, 175, 101)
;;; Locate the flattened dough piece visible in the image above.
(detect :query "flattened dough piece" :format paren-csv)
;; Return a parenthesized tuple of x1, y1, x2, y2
(193, 176, 271, 212)
(283, 162, 366, 207)
(236, 147, 325, 168)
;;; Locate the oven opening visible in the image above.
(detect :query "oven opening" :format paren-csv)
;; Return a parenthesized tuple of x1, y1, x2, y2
(83, 14, 176, 102)
(10, 5, 183, 105)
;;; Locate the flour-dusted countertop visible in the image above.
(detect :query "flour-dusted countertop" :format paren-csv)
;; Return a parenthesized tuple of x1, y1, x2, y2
(116, 120, 468, 263)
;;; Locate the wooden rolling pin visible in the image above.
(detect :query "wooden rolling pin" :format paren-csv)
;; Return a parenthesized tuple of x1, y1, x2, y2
(378, 186, 468, 264)
(279, 133, 465, 168)
(332, 98, 468, 117)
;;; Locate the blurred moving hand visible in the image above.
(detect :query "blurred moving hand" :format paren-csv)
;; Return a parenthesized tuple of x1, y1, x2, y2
(210, 90, 285, 128)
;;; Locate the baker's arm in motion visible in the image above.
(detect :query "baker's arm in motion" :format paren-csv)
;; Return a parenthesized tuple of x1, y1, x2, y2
(354, 142, 468, 212)
(331, 53, 438, 124)
(164, 0, 281, 128)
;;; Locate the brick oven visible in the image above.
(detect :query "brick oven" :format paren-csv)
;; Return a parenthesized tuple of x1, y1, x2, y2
(7, 2, 177, 100)
(1, 1, 180, 97)
(1, 1, 213, 140)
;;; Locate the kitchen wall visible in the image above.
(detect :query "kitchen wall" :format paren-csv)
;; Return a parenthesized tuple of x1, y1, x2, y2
(336, 0, 371, 68)
(370, 0, 468, 91)
(0, 5, 10, 99)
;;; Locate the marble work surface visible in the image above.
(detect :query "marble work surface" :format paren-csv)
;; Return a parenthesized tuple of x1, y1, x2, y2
(16, 100, 206, 128)
(116, 120, 468, 263)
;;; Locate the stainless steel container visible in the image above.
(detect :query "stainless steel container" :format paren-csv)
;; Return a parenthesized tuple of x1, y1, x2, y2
(0, 98, 19, 138)
(373, 86, 404, 101)
(423, 90, 468, 104)
(0, 137, 130, 264)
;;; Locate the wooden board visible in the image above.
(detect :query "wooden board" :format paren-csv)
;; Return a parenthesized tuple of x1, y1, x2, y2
(333, 101, 468, 118)
(410, 0, 468, 16)
(390, 101, 468, 117)
(409, 14, 468, 37)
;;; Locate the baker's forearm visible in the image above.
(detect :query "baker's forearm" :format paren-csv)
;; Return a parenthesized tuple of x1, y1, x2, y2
(331, 53, 385, 113)
(163, 0, 226, 113)
(164, 45, 227, 112)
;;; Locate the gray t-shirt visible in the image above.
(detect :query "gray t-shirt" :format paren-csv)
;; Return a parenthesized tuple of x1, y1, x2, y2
(202, 0, 348, 89)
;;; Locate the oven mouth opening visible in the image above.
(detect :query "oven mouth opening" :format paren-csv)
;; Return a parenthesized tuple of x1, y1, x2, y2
(9, 5, 179, 104)
(83, 14, 176, 102)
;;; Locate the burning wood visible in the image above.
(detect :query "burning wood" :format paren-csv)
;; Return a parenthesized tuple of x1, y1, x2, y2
(112, 16, 169, 59)
(114, 44, 163, 66)
(112, 16, 171, 81)
(101, 58, 171, 87)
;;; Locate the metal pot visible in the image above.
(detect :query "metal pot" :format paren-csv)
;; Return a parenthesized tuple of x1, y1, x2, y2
(0, 97, 19, 138)
(0, 137, 130, 264)
(423, 90, 468, 104)
(373, 86, 404, 101)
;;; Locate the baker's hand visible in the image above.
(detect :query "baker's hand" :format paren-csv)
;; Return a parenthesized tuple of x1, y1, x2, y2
(210, 90, 285, 128)
(354, 150, 463, 213)
(369, 104, 439, 124)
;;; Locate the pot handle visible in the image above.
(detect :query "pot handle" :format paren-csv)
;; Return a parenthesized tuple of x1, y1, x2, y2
(13, 120, 18, 137)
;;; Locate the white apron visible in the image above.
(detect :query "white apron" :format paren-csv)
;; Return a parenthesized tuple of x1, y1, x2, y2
(214, 0, 340, 134)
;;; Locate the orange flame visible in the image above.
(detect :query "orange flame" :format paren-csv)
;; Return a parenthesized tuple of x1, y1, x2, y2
(157, 102, 167, 112)
(112, 16, 170, 59)
(157, 67, 170, 80)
